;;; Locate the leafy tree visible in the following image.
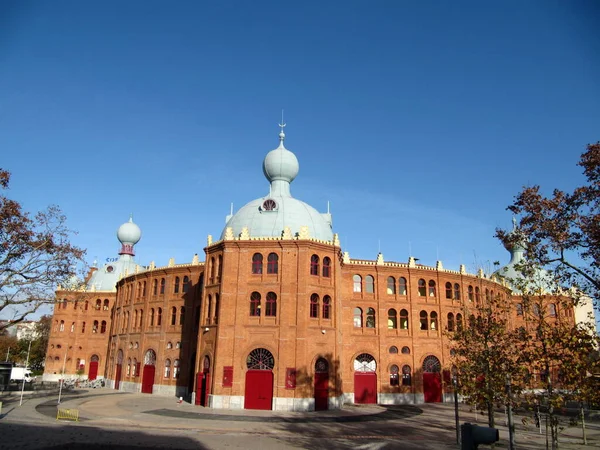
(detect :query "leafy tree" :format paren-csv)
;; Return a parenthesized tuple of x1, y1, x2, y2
(497, 142, 600, 306)
(0, 333, 18, 362)
(449, 291, 521, 428)
(0, 169, 85, 331)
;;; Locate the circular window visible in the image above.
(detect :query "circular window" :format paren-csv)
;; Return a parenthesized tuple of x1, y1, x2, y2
(106, 266, 114, 273)
(262, 199, 277, 211)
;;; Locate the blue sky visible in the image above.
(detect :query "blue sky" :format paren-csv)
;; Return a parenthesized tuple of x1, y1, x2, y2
(1, 2, 598, 290)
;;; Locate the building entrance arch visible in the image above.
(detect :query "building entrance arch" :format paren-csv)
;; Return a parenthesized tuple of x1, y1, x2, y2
(314, 357, 329, 411)
(196, 355, 211, 406)
(422, 355, 442, 403)
(141, 349, 156, 394)
(353, 353, 377, 404)
(89, 354, 99, 380)
(115, 350, 123, 390)
(244, 348, 274, 410)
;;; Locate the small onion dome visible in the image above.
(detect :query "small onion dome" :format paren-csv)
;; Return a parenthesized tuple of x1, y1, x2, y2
(262, 130, 299, 184)
(117, 216, 142, 246)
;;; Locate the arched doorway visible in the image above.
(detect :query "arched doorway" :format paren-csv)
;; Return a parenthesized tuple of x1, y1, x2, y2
(244, 348, 274, 410)
(354, 353, 377, 404)
(115, 350, 123, 390)
(196, 356, 211, 406)
(88, 355, 99, 380)
(422, 355, 442, 403)
(314, 357, 329, 411)
(141, 349, 156, 394)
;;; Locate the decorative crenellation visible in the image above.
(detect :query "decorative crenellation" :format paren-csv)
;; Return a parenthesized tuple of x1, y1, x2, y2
(240, 227, 250, 240)
(207, 235, 213, 246)
(343, 251, 350, 264)
(224, 227, 234, 240)
(460, 264, 466, 274)
(408, 257, 417, 268)
(333, 233, 340, 247)
(282, 226, 293, 240)
(192, 254, 199, 265)
(436, 260, 444, 271)
(376, 253, 384, 265)
(168, 258, 175, 267)
(298, 226, 310, 239)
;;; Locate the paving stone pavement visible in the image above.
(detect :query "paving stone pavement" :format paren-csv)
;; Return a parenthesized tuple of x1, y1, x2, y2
(1, 388, 598, 449)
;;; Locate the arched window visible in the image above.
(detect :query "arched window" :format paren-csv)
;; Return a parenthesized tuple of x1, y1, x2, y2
(81, 321, 86, 333)
(218, 255, 222, 279)
(183, 276, 190, 293)
(153, 279, 158, 295)
(139, 309, 143, 328)
(252, 253, 263, 274)
(160, 278, 165, 294)
(387, 309, 397, 329)
(150, 308, 155, 326)
(430, 311, 438, 330)
(353, 275, 362, 293)
(127, 358, 131, 377)
(164, 359, 171, 378)
(92, 320, 98, 333)
(267, 253, 278, 274)
(250, 292, 261, 316)
(419, 311, 428, 330)
(157, 307, 162, 326)
(454, 283, 461, 300)
(322, 257, 331, 277)
(390, 364, 399, 386)
(174, 277, 180, 293)
(485, 288, 490, 302)
(100, 320, 107, 333)
(400, 309, 409, 330)
(456, 313, 463, 330)
(402, 365, 412, 386)
(246, 348, 275, 370)
(173, 359, 181, 378)
(310, 255, 320, 276)
(475, 287, 480, 304)
(423, 355, 441, 373)
(389, 346, 398, 354)
(353, 307, 363, 327)
(401, 346, 410, 354)
(132, 358, 137, 376)
(310, 294, 319, 318)
(447, 312, 455, 331)
(418, 279, 426, 296)
(179, 307, 185, 325)
(468, 285, 474, 301)
(399, 277, 407, 295)
(171, 307, 177, 325)
(428, 280, 436, 296)
(84, 300, 89, 310)
(445, 282, 452, 299)
(365, 275, 375, 293)
(366, 307, 376, 328)
(142, 281, 146, 296)
(265, 292, 277, 317)
(207, 295, 212, 324)
(103, 299, 109, 310)
(533, 303, 540, 317)
(322, 295, 331, 319)
(95, 299, 101, 310)
(59, 320, 65, 332)
(70, 322, 75, 332)
(516, 303, 523, 315)
(387, 277, 396, 295)
(214, 293, 220, 324)
(210, 257, 215, 280)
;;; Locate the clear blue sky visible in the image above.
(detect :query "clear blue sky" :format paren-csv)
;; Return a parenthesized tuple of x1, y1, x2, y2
(1, 1, 598, 280)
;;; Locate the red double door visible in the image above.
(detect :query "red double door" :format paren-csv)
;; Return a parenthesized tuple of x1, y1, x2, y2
(354, 372, 377, 404)
(314, 372, 329, 411)
(88, 361, 99, 381)
(114, 364, 122, 390)
(141, 365, 155, 394)
(423, 372, 442, 403)
(244, 370, 273, 410)
(196, 370, 211, 406)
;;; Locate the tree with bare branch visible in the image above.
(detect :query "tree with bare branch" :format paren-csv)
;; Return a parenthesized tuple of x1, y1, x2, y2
(0, 168, 85, 332)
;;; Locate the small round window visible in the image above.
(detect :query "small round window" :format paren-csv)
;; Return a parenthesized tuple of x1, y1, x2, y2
(262, 199, 277, 211)
(106, 266, 114, 273)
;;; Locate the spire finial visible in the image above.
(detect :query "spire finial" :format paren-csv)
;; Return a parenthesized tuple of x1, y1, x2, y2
(129, 213, 133, 222)
(278, 109, 286, 143)
(512, 215, 517, 231)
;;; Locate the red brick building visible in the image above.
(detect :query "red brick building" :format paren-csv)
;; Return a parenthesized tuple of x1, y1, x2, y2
(45, 126, 577, 411)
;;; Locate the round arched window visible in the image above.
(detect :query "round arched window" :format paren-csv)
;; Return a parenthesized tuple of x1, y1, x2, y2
(262, 199, 277, 211)
(422, 355, 441, 373)
(246, 348, 275, 370)
(315, 357, 329, 373)
(353, 353, 376, 372)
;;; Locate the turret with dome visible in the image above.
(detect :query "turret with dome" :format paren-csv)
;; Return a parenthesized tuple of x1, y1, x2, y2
(221, 124, 333, 241)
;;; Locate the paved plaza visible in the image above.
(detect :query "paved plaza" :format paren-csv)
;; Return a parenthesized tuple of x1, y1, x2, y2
(1, 388, 598, 449)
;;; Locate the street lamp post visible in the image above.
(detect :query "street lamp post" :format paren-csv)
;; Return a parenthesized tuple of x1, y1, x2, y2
(505, 373, 515, 450)
(453, 374, 460, 445)
(19, 340, 32, 406)
(57, 346, 69, 404)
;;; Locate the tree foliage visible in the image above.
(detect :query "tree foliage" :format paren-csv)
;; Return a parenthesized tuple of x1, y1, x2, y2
(496, 142, 600, 304)
(449, 292, 521, 428)
(0, 168, 85, 331)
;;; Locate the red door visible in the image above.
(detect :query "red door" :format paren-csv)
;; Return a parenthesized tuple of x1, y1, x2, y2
(314, 372, 329, 411)
(199, 370, 210, 406)
(195, 373, 202, 405)
(244, 370, 273, 410)
(114, 364, 122, 390)
(354, 372, 377, 404)
(88, 361, 98, 381)
(141, 365, 155, 394)
(423, 372, 442, 403)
